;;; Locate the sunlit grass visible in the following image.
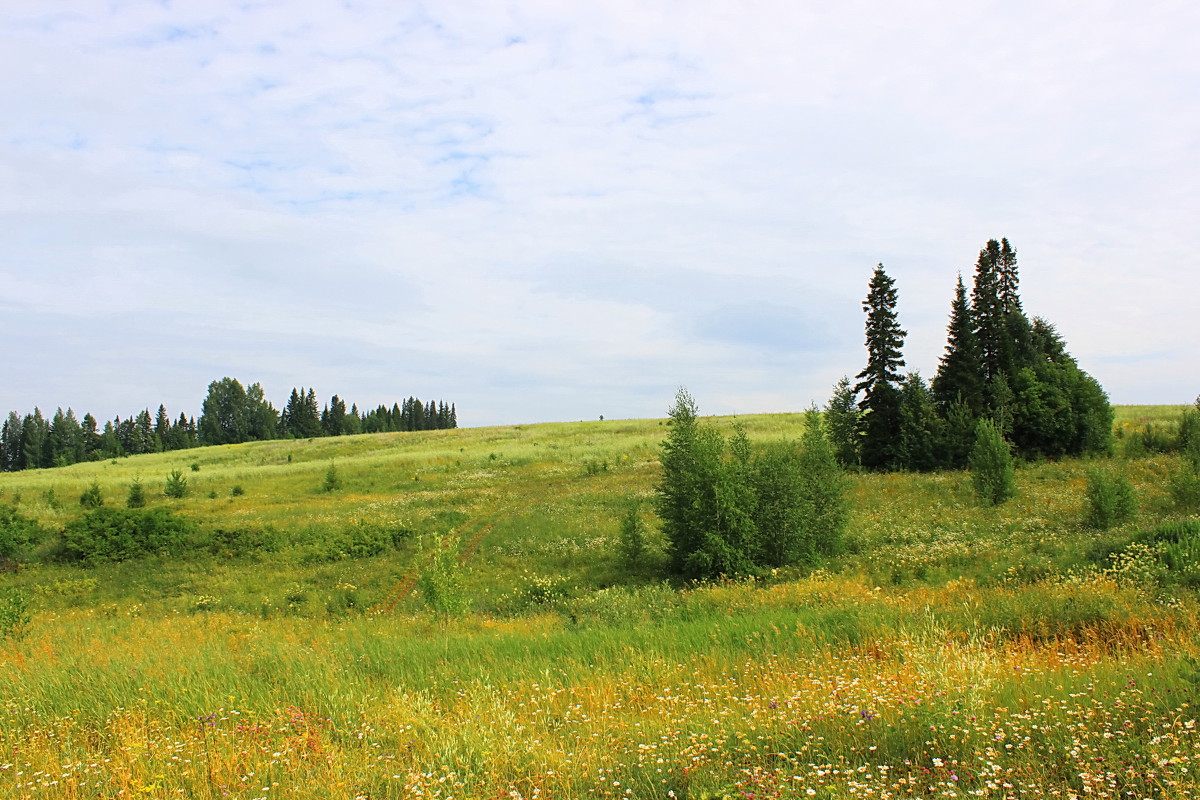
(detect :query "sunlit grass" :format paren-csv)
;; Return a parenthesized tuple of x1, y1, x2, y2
(1, 406, 1198, 798)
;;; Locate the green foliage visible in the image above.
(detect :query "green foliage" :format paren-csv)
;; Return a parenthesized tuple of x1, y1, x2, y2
(655, 389, 737, 578)
(932, 274, 985, 417)
(854, 264, 907, 470)
(796, 407, 849, 559)
(1169, 469, 1200, 512)
(231, 484, 245, 497)
(584, 458, 609, 476)
(0, 587, 30, 641)
(1084, 468, 1136, 529)
(323, 462, 341, 492)
(205, 525, 282, 557)
(616, 502, 648, 568)
(163, 469, 188, 499)
(418, 538, 469, 617)
(896, 372, 942, 472)
(749, 440, 805, 567)
(824, 376, 860, 468)
(198, 377, 279, 446)
(79, 481, 104, 509)
(1117, 422, 1176, 458)
(1181, 406, 1200, 473)
(61, 507, 197, 564)
(969, 418, 1016, 505)
(126, 478, 146, 508)
(0, 505, 44, 561)
(656, 394, 848, 579)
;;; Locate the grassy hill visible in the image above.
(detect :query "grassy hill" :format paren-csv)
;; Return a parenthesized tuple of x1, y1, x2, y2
(0, 406, 1197, 799)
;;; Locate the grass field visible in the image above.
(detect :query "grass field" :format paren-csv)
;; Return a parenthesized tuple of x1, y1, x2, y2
(1, 406, 1198, 799)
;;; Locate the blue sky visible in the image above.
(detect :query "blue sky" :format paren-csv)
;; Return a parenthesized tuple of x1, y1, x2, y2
(2, 1, 1197, 426)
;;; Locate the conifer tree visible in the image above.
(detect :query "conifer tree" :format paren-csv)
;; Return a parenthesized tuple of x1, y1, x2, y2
(932, 274, 984, 416)
(824, 377, 860, 468)
(897, 373, 941, 472)
(854, 264, 907, 470)
(1, 412, 23, 472)
(972, 240, 1006, 387)
(153, 405, 171, 452)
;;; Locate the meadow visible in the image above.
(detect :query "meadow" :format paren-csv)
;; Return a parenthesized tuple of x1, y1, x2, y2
(0, 406, 1197, 799)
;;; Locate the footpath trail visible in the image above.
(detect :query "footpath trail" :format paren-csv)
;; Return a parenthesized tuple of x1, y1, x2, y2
(368, 470, 594, 615)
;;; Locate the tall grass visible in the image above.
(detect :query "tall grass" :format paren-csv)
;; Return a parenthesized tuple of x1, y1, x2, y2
(1, 406, 1198, 798)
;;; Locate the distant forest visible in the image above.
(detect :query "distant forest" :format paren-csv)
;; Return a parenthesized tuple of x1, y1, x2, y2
(0, 377, 457, 473)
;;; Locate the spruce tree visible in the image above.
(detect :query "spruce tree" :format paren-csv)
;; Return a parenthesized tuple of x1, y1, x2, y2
(1, 412, 22, 472)
(997, 237, 1021, 314)
(971, 240, 1006, 387)
(932, 274, 984, 416)
(854, 264, 907, 470)
(969, 417, 1016, 505)
(824, 377, 861, 468)
(897, 373, 942, 472)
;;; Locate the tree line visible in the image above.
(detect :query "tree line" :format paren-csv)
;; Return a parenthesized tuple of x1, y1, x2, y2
(829, 237, 1112, 472)
(0, 378, 458, 472)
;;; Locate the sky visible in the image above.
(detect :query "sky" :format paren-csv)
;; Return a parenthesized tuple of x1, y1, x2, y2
(2, 1, 1197, 428)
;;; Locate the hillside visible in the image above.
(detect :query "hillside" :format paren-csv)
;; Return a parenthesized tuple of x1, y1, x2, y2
(0, 406, 1197, 799)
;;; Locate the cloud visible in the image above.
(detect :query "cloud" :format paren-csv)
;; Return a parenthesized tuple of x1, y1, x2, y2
(1, 0, 1198, 425)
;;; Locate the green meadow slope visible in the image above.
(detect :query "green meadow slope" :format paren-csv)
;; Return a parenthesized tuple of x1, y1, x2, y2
(0, 406, 1197, 799)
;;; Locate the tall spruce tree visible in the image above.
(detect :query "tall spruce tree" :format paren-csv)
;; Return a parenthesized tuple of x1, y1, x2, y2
(971, 239, 1007, 388)
(932, 274, 985, 417)
(854, 264, 907, 470)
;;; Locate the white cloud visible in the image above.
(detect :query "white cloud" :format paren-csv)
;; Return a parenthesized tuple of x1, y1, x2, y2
(1, 0, 1197, 424)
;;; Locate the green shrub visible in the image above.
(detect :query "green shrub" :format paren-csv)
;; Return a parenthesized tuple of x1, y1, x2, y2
(0, 506, 45, 561)
(231, 484, 245, 497)
(299, 521, 408, 563)
(126, 479, 146, 509)
(79, 482, 104, 509)
(969, 418, 1016, 506)
(205, 525, 283, 557)
(418, 539, 469, 617)
(61, 507, 196, 564)
(1170, 468, 1200, 512)
(0, 588, 30, 641)
(1084, 468, 1136, 529)
(323, 462, 341, 492)
(616, 502, 647, 568)
(1117, 422, 1175, 458)
(163, 469, 188, 499)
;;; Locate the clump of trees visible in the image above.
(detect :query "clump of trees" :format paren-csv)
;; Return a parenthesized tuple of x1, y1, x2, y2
(654, 390, 847, 580)
(0, 379, 459, 472)
(832, 238, 1113, 471)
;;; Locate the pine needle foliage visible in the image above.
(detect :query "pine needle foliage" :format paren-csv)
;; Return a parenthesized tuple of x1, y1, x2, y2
(969, 418, 1016, 506)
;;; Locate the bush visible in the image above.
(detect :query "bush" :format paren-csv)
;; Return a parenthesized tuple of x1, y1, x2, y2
(204, 525, 283, 557)
(418, 539, 469, 617)
(299, 521, 409, 563)
(126, 479, 146, 508)
(969, 418, 1016, 506)
(79, 482, 104, 509)
(1084, 468, 1136, 529)
(1169, 470, 1200, 513)
(61, 507, 196, 563)
(163, 469, 188, 499)
(0, 506, 45, 561)
(323, 462, 341, 492)
(616, 502, 648, 568)
(0, 588, 29, 641)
